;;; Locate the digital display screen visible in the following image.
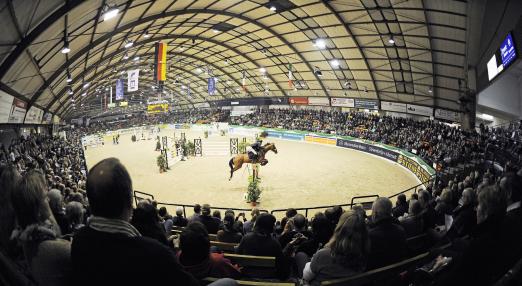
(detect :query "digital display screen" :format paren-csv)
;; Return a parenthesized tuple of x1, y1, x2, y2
(500, 33, 516, 68)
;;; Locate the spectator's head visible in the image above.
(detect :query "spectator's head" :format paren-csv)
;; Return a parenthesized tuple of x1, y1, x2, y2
(293, 214, 306, 231)
(410, 193, 419, 201)
(176, 206, 184, 217)
(132, 200, 160, 225)
(222, 213, 236, 233)
(47, 189, 64, 214)
(311, 212, 333, 243)
(285, 208, 297, 218)
(11, 170, 52, 229)
(201, 204, 211, 216)
(179, 222, 209, 263)
(331, 206, 343, 224)
(250, 207, 260, 221)
(253, 213, 276, 235)
(397, 194, 407, 205)
(477, 185, 506, 224)
(418, 190, 431, 208)
(371, 197, 393, 223)
(65, 201, 84, 226)
(86, 158, 133, 221)
(193, 204, 201, 215)
(212, 210, 221, 220)
(461, 188, 476, 207)
(500, 173, 521, 205)
(326, 210, 369, 269)
(408, 199, 422, 216)
(158, 207, 168, 218)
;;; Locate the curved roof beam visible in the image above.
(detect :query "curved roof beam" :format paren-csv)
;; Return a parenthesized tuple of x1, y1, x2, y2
(47, 34, 275, 112)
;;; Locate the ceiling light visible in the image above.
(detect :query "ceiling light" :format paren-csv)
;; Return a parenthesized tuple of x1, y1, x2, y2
(428, 86, 433, 93)
(61, 43, 70, 54)
(196, 68, 202, 74)
(314, 39, 326, 49)
(133, 56, 140, 61)
(68, 90, 73, 95)
(124, 41, 133, 48)
(212, 29, 220, 34)
(82, 92, 86, 96)
(143, 31, 150, 38)
(364, 86, 368, 93)
(330, 59, 340, 67)
(83, 82, 89, 88)
(388, 36, 395, 44)
(270, 6, 277, 11)
(123, 53, 129, 60)
(314, 67, 322, 77)
(179, 47, 184, 51)
(224, 59, 229, 65)
(103, 6, 119, 21)
(66, 76, 72, 83)
(259, 67, 266, 73)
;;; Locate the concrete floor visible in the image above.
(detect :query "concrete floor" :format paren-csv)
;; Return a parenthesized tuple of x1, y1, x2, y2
(84, 129, 419, 217)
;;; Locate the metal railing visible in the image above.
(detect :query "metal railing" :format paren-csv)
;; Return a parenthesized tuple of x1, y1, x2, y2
(133, 175, 436, 219)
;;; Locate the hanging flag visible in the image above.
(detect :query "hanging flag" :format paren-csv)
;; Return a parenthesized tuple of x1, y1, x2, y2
(127, 69, 139, 92)
(288, 63, 293, 88)
(241, 71, 247, 93)
(154, 42, 167, 82)
(115, 79, 124, 100)
(208, 77, 216, 95)
(187, 83, 191, 98)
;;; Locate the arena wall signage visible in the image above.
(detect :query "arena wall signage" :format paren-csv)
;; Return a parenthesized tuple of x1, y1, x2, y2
(434, 108, 461, 122)
(381, 101, 407, 113)
(330, 97, 355, 107)
(24, 106, 44, 124)
(305, 135, 337, 145)
(289, 97, 308, 105)
(336, 139, 399, 161)
(0, 90, 14, 123)
(307, 97, 330, 106)
(42, 112, 53, 124)
(8, 98, 27, 123)
(406, 104, 433, 117)
(147, 101, 169, 114)
(354, 98, 379, 110)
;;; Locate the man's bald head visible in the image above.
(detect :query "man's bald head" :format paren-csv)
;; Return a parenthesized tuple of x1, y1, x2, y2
(371, 197, 392, 223)
(87, 158, 133, 220)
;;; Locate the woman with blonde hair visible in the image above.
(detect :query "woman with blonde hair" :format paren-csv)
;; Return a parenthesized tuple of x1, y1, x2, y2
(302, 210, 369, 285)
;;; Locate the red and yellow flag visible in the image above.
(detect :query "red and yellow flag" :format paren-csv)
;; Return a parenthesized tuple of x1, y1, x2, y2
(154, 42, 167, 82)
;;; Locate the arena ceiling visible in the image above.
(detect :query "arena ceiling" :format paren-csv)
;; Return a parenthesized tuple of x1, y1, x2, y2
(0, 0, 468, 119)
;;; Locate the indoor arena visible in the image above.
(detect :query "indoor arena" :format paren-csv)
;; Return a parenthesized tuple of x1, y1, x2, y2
(1, 1, 521, 286)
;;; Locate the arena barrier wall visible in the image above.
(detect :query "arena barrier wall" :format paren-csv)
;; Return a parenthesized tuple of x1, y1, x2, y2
(228, 125, 435, 185)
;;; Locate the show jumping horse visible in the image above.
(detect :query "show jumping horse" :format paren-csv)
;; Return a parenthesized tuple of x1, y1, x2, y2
(228, 143, 278, 180)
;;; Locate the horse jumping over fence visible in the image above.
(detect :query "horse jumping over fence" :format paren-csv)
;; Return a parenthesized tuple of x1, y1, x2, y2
(228, 143, 278, 180)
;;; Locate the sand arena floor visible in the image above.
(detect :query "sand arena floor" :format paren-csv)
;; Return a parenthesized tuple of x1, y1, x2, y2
(84, 129, 419, 216)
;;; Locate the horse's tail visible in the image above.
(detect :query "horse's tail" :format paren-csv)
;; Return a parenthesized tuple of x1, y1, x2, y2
(228, 158, 234, 180)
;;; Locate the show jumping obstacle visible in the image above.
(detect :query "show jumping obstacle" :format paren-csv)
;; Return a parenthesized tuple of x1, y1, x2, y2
(228, 143, 278, 180)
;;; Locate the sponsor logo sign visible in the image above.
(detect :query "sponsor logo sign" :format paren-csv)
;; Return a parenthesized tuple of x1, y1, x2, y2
(381, 101, 407, 113)
(354, 98, 379, 109)
(336, 139, 399, 161)
(330, 97, 355, 107)
(406, 104, 433, 117)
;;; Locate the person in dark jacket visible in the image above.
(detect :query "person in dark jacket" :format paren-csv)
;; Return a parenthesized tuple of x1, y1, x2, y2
(400, 199, 424, 238)
(131, 200, 168, 245)
(71, 158, 198, 286)
(446, 188, 476, 240)
(199, 204, 221, 234)
(367, 197, 407, 269)
(392, 194, 408, 218)
(217, 214, 242, 243)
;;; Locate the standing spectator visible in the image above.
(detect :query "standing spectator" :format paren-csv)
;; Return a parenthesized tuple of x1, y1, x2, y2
(498, 173, 522, 275)
(11, 170, 71, 286)
(217, 214, 243, 243)
(367, 197, 407, 269)
(178, 222, 241, 279)
(65, 201, 85, 236)
(71, 158, 198, 285)
(302, 211, 369, 285)
(47, 189, 68, 235)
(199, 204, 221, 234)
(0, 165, 21, 255)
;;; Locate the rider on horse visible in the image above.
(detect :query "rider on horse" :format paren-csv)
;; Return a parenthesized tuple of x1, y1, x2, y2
(247, 139, 263, 162)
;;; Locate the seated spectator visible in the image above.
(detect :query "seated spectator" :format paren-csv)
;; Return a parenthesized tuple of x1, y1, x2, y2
(367, 197, 407, 269)
(11, 170, 71, 286)
(172, 206, 189, 228)
(392, 193, 408, 218)
(278, 214, 312, 248)
(217, 214, 242, 243)
(188, 204, 202, 223)
(242, 207, 260, 234)
(435, 189, 454, 228)
(158, 206, 172, 221)
(199, 204, 221, 234)
(442, 185, 507, 286)
(178, 222, 241, 279)
(65, 201, 85, 236)
(278, 208, 298, 234)
(302, 210, 369, 285)
(0, 165, 20, 255)
(446, 188, 476, 240)
(498, 172, 522, 275)
(419, 190, 437, 230)
(47, 189, 68, 235)
(400, 199, 424, 238)
(131, 200, 169, 245)
(236, 213, 288, 279)
(71, 158, 198, 285)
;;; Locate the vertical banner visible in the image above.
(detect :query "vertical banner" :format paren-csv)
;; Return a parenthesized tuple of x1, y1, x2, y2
(288, 63, 293, 88)
(154, 42, 167, 83)
(8, 98, 27, 123)
(187, 83, 191, 98)
(241, 71, 247, 93)
(115, 79, 124, 100)
(128, 69, 139, 92)
(208, 77, 216, 95)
